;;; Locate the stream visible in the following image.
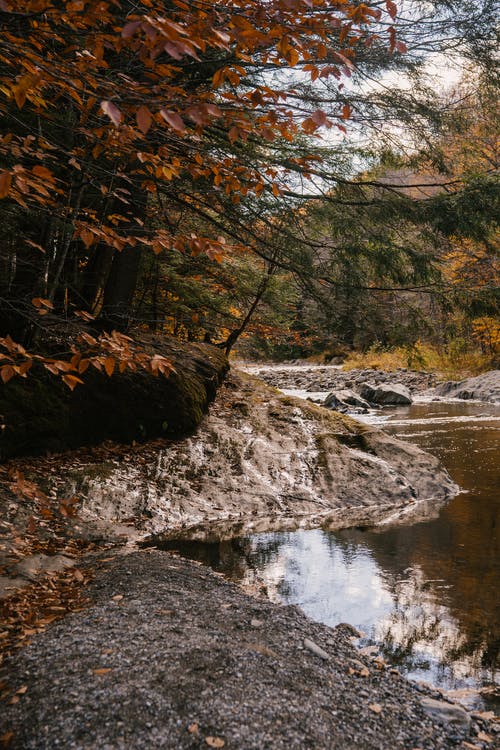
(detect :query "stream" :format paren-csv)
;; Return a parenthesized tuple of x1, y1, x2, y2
(161, 367, 500, 712)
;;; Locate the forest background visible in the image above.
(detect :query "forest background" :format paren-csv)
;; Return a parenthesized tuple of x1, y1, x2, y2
(0, 0, 498, 387)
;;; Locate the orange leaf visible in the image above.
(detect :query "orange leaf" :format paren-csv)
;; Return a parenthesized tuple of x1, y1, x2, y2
(342, 104, 351, 120)
(62, 374, 84, 390)
(0, 365, 15, 384)
(93, 668, 113, 675)
(104, 357, 115, 376)
(0, 172, 12, 199)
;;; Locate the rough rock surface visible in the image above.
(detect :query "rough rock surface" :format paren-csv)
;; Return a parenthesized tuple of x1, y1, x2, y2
(431, 370, 500, 404)
(358, 382, 413, 406)
(324, 389, 371, 411)
(62, 371, 457, 540)
(0, 551, 486, 750)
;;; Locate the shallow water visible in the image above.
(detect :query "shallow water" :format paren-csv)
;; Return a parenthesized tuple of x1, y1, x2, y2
(162, 394, 500, 711)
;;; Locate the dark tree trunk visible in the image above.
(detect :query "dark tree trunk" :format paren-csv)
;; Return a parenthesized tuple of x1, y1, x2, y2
(98, 245, 142, 331)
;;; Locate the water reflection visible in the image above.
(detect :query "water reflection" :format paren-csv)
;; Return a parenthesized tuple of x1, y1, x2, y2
(157, 400, 500, 711)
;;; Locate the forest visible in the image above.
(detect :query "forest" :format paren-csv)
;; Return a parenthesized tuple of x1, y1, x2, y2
(0, 0, 498, 385)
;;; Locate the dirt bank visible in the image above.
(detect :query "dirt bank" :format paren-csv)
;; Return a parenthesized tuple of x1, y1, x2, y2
(1, 550, 496, 750)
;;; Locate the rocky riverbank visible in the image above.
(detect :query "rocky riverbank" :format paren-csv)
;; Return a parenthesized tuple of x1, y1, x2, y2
(2, 550, 497, 750)
(242, 364, 438, 395)
(60, 369, 457, 543)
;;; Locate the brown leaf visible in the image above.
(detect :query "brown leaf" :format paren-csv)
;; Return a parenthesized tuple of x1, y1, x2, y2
(93, 668, 113, 676)
(0, 172, 12, 199)
(15, 686, 28, 695)
(368, 703, 382, 714)
(205, 738, 225, 748)
(136, 105, 152, 135)
(0, 731, 14, 747)
(159, 109, 186, 133)
(188, 723, 199, 734)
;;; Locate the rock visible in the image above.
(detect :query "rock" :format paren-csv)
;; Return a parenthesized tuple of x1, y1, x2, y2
(324, 389, 371, 410)
(358, 383, 412, 405)
(324, 392, 349, 412)
(0, 337, 229, 460)
(304, 638, 330, 660)
(420, 697, 471, 730)
(432, 370, 500, 404)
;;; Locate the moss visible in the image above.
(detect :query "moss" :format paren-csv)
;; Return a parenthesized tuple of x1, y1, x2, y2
(0, 338, 228, 460)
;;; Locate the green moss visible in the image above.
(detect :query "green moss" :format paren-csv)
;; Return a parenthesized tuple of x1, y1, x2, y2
(0, 338, 228, 460)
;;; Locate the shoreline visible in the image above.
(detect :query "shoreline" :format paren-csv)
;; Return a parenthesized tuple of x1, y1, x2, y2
(2, 550, 497, 750)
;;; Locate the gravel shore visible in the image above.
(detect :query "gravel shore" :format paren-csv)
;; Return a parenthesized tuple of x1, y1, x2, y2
(1, 550, 496, 749)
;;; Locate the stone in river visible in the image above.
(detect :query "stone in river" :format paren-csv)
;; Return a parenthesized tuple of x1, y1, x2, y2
(358, 382, 412, 405)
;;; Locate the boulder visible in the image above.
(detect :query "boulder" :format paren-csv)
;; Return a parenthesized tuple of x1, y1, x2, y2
(358, 382, 412, 405)
(420, 697, 471, 730)
(324, 389, 370, 412)
(432, 370, 500, 404)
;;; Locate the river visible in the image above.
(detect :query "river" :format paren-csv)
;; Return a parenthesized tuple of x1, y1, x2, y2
(162, 368, 500, 712)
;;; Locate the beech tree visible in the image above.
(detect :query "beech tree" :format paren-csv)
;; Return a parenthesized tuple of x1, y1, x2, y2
(0, 0, 401, 382)
(0, 0, 497, 380)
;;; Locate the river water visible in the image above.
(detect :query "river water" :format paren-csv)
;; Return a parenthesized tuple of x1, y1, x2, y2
(163, 372, 500, 711)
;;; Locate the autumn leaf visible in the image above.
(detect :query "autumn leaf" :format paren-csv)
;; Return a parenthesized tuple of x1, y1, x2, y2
(368, 703, 382, 714)
(205, 738, 225, 748)
(0, 171, 12, 199)
(0, 365, 15, 384)
(93, 668, 113, 675)
(136, 105, 152, 135)
(342, 103, 351, 120)
(100, 100, 122, 127)
(386, 0, 398, 21)
(160, 109, 186, 133)
(62, 374, 84, 390)
(104, 357, 115, 376)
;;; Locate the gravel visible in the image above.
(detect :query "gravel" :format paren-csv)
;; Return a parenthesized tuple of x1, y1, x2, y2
(1, 550, 492, 750)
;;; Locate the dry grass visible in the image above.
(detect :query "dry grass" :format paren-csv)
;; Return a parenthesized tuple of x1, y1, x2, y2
(342, 341, 497, 380)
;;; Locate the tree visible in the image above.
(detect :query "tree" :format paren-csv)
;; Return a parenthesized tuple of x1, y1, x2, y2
(0, 1, 497, 379)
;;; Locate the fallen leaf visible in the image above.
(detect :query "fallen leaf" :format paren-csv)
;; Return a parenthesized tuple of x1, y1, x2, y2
(205, 737, 225, 748)
(93, 668, 113, 675)
(112, 595, 123, 601)
(368, 703, 382, 714)
(101, 649, 114, 655)
(359, 666, 370, 677)
(16, 686, 27, 695)
(0, 731, 14, 747)
(188, 723, 199, 734)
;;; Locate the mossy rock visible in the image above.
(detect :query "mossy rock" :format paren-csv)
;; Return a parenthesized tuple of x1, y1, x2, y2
(0, 338, 228, 460)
